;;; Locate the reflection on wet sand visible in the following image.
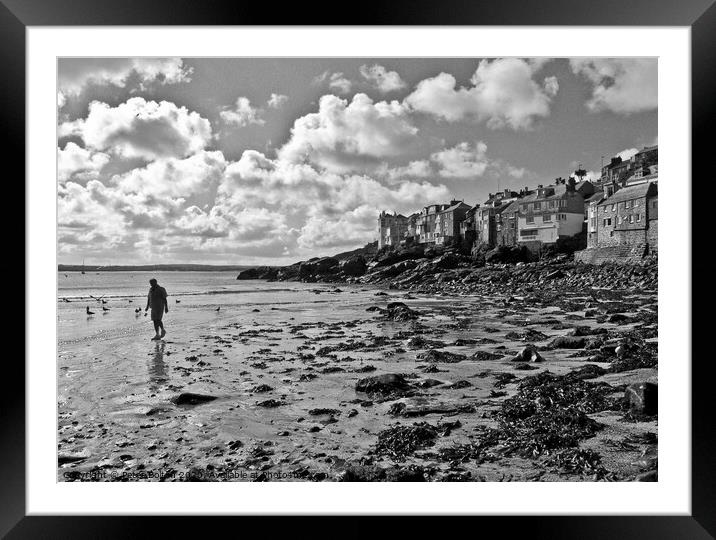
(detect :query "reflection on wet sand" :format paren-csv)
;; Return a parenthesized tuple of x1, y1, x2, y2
(148, 341, 167, 390)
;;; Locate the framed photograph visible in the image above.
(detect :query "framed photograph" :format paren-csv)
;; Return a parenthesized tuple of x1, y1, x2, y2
(7, 0, 712, 536)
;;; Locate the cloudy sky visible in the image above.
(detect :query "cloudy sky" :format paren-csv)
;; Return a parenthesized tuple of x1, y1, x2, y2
(57, 57, 657, 265)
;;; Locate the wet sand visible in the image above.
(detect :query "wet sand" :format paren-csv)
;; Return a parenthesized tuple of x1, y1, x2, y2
(58, 283, 657, 482)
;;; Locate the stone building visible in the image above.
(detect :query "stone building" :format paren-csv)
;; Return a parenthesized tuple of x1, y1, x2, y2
(585, 191, 606, 248)
(415, 203, 451, 244)
(595, 181, 657, 251)
(474, 190, 520, 247)
(377, 211, 408, 249)
(495, 199, 521, 247)
(434, 201, 472, 245)
(459, 205, 480, 248)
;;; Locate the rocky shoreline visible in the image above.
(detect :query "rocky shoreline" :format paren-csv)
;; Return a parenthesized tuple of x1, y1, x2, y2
(58, 247, 658, 483)
(237, 243, 658, 295)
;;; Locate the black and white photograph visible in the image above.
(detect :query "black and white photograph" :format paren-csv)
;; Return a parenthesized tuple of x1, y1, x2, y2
(55, 56, 660, 483)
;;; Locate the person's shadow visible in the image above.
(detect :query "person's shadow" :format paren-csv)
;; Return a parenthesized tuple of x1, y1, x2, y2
(148, 341, 167, 391)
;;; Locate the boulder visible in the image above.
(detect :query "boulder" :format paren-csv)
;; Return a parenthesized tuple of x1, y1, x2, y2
(385, 302, 419, 321)
(339, 255, 367, 276)
(355, 373, 412, 397)
(170, 392, 217, 406)
(512, 344, 544, 363)
(624, 382, 658, 416)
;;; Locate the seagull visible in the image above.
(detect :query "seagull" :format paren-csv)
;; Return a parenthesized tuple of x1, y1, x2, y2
(128, 299, 133, 303)
(89, 294, 105, 302)
(102, 306, 110, 312)
(62, 298, 71, 303)
(86, 306, 95, 315)
(101, 299, 108, 304)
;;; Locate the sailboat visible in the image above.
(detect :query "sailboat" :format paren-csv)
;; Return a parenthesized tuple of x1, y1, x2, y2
(81, 258, 86, 275)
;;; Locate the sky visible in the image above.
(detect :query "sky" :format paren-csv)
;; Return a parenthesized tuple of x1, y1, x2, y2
(57, 57, 657, 265)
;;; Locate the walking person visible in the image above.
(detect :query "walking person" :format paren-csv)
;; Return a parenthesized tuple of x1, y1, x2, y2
(145, 278, 169, 340)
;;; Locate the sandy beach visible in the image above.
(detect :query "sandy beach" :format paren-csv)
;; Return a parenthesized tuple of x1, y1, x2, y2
(57, 271, 657, 482)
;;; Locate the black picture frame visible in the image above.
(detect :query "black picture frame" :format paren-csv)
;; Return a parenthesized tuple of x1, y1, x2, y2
(5, 0, 712, 537)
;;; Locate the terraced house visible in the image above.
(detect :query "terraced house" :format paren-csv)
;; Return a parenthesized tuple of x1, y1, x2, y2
(595, 182, 658, 253)
(377, 211, 408, 249)
(516, 178, 588, 249)
(434, 201, 471, 246)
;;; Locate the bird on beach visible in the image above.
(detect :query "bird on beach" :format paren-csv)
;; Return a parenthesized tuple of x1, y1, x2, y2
(134, 307, 141, 314)
(102, 299, 108, 305)
(102, 306, 110, 312)
(128, 299, 133, 303)
(62, 298, 71, 303)
(86, 306, 95, 315)
(176, 299, 180, 303)
(215, 306, 221, 312)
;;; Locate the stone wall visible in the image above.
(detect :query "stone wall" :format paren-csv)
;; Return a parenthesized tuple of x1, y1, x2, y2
(574, 244, 649, 264)
(647, 219, 658, 254)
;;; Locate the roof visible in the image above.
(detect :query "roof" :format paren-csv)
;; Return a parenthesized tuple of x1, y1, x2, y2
(440, 201, 472, 214)
(500, 200, 520, 214)
(598, 182, 656, 206)
(516, 183, 573, 203)
(585, 191, 605, 204)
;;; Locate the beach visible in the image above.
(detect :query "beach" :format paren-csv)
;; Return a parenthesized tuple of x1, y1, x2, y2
(57, 270, 657, 482)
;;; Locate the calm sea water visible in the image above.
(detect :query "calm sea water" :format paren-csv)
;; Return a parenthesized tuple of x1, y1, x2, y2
(57, 271, 376, 346)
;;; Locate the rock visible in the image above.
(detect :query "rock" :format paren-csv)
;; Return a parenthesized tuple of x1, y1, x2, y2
(470, 350, 504, 361)
(236, 268, 262, 280)
(355, 373, 413, 397)
(58, 449, 90, 465)
(624, 382, 658, 416)
(250, 384, 273, 393)
(385, 302, 419, 321)
(608, 313, 630, 323)
(635, 470, 658, 482)
(549, 336, 587, 349)
(512, 344, 544, 363)
(170, 392, 217, 405)
(433, 252, 463, 270)
(416, 349, 467, 363)
(339, 255, 367, 276)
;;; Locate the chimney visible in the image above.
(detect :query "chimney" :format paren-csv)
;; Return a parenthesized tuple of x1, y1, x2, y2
(537, 184, 543, 189)
(567, 177, 576, 191)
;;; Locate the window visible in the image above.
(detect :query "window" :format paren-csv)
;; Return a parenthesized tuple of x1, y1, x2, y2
(634, 199, 640, 207)
(526, 216, 534, 224)
(636, 214, 641, 222)
(611, 204, 616, 211)
(534, 202, 541, 210)
(521, 204, 528, 212)
(607, 218, 612, 226)
(625, 201, 631, 209)
(543, 214, 551, 222)
(629, 215, 634, 223)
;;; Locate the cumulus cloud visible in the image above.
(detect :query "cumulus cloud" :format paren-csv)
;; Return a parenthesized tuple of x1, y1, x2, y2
(220, 97, 266, 127)
(267, 93, 288, 109)
(59, 97, 212, 161)
(381, 160, 433, 181)
(570, 58, 657, 114)
(219, 150, 450, 253)
(278, 93, 418, 173)
(615, 147, 639, 161)
(359, 64, 407, 93)
(404, 58, 558, 129)
(58, 142, 111, 184)
(314, 71, 352, 94)
(58, 58, 192, 103)
(431, 141, 490, 178)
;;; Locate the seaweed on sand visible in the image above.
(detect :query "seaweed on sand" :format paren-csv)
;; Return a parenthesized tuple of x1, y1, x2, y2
(374, 422, 438, 461)
(474, 371, 618, 461)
